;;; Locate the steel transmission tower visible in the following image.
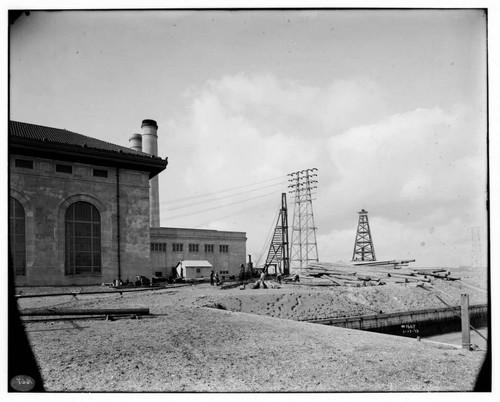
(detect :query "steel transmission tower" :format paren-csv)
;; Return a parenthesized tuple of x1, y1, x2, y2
(288, 168, 319, 273)
(352, 209, 376, 261)
(263, 193, 290, 275)
(468, 226, 482, 268)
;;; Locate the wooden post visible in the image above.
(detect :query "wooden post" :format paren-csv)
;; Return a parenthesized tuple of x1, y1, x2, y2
(461, 294, 471, 350)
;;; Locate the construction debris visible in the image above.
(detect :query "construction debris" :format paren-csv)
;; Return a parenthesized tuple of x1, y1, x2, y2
(219, 280, 254, 290)
(297, 261, 459, 287)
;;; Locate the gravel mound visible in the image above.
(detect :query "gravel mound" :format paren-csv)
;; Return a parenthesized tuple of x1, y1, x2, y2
(17, 279, 488, 392)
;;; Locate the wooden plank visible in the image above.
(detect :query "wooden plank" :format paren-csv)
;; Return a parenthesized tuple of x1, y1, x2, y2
(356, 275, 373, 281)
(320, 276, 343, 286)
(350, 267, 416, 276)
(445, 276, 461, 281)
(352, 259, 415, 267)
(306, 268, 357, 275)
(414, 268, 448, 273)
(19, 308, 150, 316)
(391, 274, 424, 281)
(421, 272, 450, 279)
(327, 274, 361, 281)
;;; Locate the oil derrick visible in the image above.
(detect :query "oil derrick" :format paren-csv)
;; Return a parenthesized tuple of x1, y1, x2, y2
(288, 168, 319, 274)
(352, 209, 376, 261)
(263, 193, 290, 275)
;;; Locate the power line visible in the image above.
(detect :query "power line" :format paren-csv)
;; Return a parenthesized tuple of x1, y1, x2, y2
(160, 175, 287, 205)
(164, 189, 283, 221)
(192, 198, 278, 229)
(159, 180, 288, 212)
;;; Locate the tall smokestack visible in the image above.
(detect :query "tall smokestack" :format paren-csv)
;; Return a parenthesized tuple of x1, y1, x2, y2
(141, 119, 160, 227)
(129, 133, 142, 152)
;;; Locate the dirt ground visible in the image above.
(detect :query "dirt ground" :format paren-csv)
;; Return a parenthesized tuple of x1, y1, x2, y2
(15, 271, 489, 393)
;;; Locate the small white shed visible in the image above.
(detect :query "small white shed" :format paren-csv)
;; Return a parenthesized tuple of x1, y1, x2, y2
(175, 260, 213, 280)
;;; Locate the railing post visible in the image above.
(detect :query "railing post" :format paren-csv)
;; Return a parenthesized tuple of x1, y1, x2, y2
(461, 294, 471, 350)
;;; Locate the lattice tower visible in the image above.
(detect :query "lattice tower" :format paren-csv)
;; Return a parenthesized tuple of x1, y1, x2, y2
(263, 193, 290, 275)
(468, 226, 482, 268)
(288, 168, 319, 274)
(352, 209, 376, 261)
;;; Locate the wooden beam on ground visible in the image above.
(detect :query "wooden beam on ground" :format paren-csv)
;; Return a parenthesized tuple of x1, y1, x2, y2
(19, 308, 150, 317)
(327, 274, 361, 281)
(414, 268, 448, 274)
(14, 285, 189, 299)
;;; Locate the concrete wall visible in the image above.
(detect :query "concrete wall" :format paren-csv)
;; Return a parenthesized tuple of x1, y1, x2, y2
(9, 153, 152, 286)
(307, 304, 488, 338)
(150, 227, 247, 280)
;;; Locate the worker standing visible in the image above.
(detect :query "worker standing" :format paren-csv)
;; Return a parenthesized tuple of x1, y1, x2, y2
(260, 271, 266, 289)
(210, 270, 214, 286)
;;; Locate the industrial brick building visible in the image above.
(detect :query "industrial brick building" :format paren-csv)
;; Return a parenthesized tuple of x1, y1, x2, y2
(129, 123, 247, 281)
(9, 119, 247, 286)
(150, 227, 247, 280)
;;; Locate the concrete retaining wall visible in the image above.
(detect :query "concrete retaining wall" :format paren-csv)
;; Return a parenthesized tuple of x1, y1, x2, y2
(306, 304, 488, 338)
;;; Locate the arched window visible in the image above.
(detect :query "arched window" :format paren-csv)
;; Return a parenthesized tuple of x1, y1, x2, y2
(65, 201, 101, 275)
(9, 197, 26, 275)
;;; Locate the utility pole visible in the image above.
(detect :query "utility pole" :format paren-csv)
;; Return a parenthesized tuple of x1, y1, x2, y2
(352, 209, 376, 261)
(461, 294, 471, 350)
(288, 168, 319, 274)
(263, 193, 290, 275)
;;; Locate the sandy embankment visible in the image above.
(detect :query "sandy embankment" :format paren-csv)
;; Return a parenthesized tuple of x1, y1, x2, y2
(16, 279, 488, 392)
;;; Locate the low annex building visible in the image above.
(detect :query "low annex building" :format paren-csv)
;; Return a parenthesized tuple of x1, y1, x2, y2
(9, 119, 247, 286)
(174, 260, 213, 280)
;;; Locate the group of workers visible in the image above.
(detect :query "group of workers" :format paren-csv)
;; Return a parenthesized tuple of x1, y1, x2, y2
(209, 270, 219, 286)
(209, 268, 299, 287)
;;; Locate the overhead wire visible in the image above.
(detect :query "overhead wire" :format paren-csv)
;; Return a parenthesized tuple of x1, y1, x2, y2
(158, 174, 297, 266)
(160, 175, 287, 205)
(192, 197, 280, 229)
(159, 180, 288, 212)
(163, 189, 284, 221)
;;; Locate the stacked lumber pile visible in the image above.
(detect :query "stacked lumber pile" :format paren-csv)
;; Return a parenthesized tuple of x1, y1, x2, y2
(296, 261, 459, 287)
(219, 279, 255, 290)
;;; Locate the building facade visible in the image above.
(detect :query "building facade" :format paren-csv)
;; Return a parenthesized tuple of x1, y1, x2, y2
(9, 120, 168, 286)
(150, 227, 247, 280)
(9, 120, 247, 286)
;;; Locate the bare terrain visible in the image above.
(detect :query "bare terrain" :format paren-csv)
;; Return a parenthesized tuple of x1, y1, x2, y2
(16, 267, 488, 392)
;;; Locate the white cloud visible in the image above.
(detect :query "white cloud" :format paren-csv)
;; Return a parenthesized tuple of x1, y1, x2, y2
(160, 73, 487, 267)
(325, 105, 486, 209)
(400, 173, 432, 200)
(190, 72, 388, 137)
(318, 103, 487, 265)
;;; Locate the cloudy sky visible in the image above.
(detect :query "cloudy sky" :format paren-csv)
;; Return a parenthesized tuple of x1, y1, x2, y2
(9, 8, 488, 267)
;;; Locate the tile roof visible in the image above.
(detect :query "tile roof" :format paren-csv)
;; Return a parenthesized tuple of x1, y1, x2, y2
(9, 120, 158, 160)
